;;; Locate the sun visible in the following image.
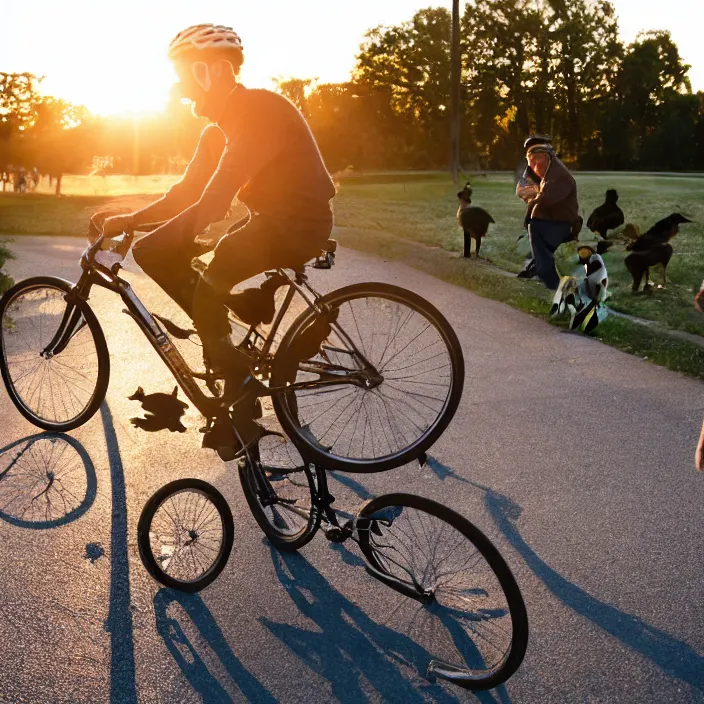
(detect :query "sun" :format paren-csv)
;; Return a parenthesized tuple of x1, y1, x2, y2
(39, 58, 176, 117)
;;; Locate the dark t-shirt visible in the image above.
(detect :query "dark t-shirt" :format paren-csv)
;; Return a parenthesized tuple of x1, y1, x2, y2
(139, 85, 336, 241)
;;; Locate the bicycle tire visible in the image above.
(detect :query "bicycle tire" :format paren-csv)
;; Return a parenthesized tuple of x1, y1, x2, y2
(239, 445, 321, 551)
(357, 493, 528, 690)
(0, 276, 110, 431)
(271, 282, 464, 473)
(138, 478, 234, 593)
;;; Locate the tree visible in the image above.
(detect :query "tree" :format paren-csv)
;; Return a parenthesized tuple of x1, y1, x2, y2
(0, 72, 43, 168)
(21, 98, 95, 194)
(355, 8, 453, 168)
(274, 77, 313, 116)
(546, 0, 623, 158)
(461, 0, 622, 163)
(461, 0, 539, 162)
(599, 30, 692, 168)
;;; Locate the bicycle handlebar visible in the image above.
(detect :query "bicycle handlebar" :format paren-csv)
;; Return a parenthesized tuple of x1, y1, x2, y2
(81, 220, 217, 271)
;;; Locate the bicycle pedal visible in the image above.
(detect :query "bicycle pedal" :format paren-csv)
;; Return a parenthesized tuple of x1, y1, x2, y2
(324, 526, 350, 543)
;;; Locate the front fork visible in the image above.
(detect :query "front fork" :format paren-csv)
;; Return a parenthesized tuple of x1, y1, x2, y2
(42, 272, 94, 358)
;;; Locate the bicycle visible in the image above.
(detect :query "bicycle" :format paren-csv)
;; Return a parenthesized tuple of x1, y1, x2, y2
(0, 228, 464, 473)
(138, 440, 529, 690)
(0, 228, 529, 689)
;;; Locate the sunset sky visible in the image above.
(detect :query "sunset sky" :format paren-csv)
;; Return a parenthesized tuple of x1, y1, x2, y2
(1, 0, 701, 116)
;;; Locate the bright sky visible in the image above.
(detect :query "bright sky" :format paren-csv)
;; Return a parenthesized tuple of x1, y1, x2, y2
(0, 0, 701, 116)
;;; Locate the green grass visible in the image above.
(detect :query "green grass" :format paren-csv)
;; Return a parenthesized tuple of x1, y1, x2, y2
(0, 174, 247, 237)
(0, 174, 183, 237)
(0, 192, 156, 237)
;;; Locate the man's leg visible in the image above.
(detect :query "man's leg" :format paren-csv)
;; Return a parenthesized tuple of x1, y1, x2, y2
(133, 228, 203, 316)
(191, 215, 332, 377)
(529, 220, 571, 290)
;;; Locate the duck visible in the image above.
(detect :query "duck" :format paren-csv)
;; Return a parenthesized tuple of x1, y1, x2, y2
(550, 244, 609, 333)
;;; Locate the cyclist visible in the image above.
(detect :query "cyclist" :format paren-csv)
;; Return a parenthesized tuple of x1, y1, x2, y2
(94, 24, 336, 451)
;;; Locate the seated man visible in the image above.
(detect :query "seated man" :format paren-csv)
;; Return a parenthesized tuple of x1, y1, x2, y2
(97, 23, 336, 394)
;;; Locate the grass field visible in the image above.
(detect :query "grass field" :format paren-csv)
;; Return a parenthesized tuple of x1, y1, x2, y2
(2, 171, 704, 377)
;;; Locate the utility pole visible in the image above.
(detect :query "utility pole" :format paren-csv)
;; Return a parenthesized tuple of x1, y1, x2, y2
(450, 0, 461, 184)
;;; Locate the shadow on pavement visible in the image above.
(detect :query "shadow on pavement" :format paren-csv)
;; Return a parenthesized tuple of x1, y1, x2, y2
(466, 476, 704, 691)
(100, 402, 138, 704)
(0, 431, 98, 529)
(262, 546, 511, 704)
(153, 588, 279, 703)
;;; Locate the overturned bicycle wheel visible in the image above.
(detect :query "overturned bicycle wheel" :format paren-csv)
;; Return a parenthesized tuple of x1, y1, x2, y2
(356, 493, 528, 690)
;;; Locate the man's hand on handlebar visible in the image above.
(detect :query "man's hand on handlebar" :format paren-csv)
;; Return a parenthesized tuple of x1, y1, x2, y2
(100, 213, 134, 239)
(89, 210, 133, 243)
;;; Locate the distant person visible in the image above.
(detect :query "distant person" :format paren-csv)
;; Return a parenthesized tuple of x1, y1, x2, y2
(16, 167, 27, 193)
(523, 143, 579, 290)
(31, 166, 40, 191)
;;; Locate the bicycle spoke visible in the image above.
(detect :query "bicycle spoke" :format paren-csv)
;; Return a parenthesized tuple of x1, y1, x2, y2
(149, 489, 225, 583)
(360, 501, 518, 679)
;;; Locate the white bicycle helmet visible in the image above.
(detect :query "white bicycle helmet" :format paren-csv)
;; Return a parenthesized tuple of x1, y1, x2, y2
(168, 24, 243, 60)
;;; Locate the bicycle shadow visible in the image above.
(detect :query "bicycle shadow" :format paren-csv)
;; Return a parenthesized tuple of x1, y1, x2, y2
(152, 588, 279, 703)
(261, 546, 512, 704)
(327, 453, 468, 504)
(328, 471, 373, 500)
(466, 477, 704, 690)
(100, 403, 138, 704)
(0, 431, 97, 529)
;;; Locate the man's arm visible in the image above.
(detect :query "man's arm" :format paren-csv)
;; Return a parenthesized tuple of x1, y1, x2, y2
(94, 125, 225, 237)
(131, 124, 226, 225)
(135, 113, 288, 248)
(696, 416, 704, 470)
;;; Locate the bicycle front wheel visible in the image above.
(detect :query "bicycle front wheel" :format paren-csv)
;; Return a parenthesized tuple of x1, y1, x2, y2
(271, 283, 464, 473)
(357, 493, 528, 690)
(138, 479, 234, 592)
(0, 276, 110, 431)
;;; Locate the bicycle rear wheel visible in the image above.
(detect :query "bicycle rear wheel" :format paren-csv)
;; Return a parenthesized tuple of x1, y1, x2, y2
(239, 434, 321, 551)
(0, 276, 110, 431)
(271, 283, 464, 473)
(138, 479, 234, 592)
(357, 493, 528, 690)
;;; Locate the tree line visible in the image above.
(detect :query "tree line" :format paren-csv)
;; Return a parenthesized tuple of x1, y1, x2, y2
(1, 1, 702, 192)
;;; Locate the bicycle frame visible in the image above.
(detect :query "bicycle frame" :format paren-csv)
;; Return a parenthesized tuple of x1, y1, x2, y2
(45, 235, 377, 424)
